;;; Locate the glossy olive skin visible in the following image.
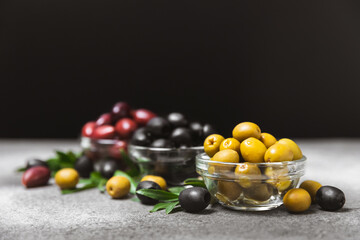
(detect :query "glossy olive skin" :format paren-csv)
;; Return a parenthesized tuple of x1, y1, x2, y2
(232, 122, 261, 143)
(96, 113, 113, 126)
(283, 188, 311, 213)
(209, 149, 239, 174)
(234, 163, 261, 188)
(131, 109, 156, 126)
(75, 155, 94, 178)
(82, 121, 96, 137)
(150, 139, 174, 148)
(106, 176, 131, 199)
(170, 127, 193, 147)
(204, 134, 225, 157)
(278, 138, 303, 160)
(220, 138, 241, 154)
(55, 168, 79, 190)
(112, 102, 131, 120)
(264, 143, 293, 162)
(316, 186, 345, 211)
(92, 125, 116, 139)
(179, 187, 211, 212)
(136, 181, 162, 205)
(115, 118, 138, 139)
(131, 128, 153, 146)
(300, 180, 322, 203)
(26, 158, 48, 170)
(260, 133, 277, 148)
(141, 175, 167, 190)
(146, 117, 171, 138)
(22, 166, 51, 188)
(99, 160, 119, 179)
(203, 124, 217, 138)
(240, 137, 267, 163)
(167, 112, 188, 128)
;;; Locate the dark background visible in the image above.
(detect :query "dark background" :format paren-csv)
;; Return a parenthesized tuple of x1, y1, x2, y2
(1, 0, 360, 138)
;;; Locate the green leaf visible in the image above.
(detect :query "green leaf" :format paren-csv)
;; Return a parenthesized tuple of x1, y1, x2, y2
(184, 178, 202, 183)
(184, 181, 206, 188)
(46, 158, 61, 172)
(168, 186, 185, 195)
(136, 189, 179, 201)
(131, 197, 141, 202)
(114, 170, 138, 194)
(61, 183, 97, 194)
(78, 178, 93, 185)
(97, 179, 107, 193)
(16, 167, 26, 172)
(90, 172, 104, 184)
(150, 202, 172, 212)
(165, 201, 180, 214)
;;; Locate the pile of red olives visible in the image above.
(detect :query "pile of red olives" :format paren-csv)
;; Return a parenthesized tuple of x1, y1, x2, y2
(131, 112, 216, 148)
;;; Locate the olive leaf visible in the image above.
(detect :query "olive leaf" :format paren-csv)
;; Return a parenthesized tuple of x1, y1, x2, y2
(114, 170, 139, 194)
(150, 201, 180, 214)
(165, 201, 180, 214)
(61, 183, 97, 194)
(136, 189, 179, 201)
(168, 186, 185, 195)
(184, 178, 206, 188)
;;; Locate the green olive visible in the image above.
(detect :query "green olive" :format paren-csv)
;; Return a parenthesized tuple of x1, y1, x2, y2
(283, 188, 311, 213)
(55, 168, 79, 190)
(106, 176, 131, 199)
(234, 163, 261, 188)
(204, 134, 225, 157)
(300, 180, 322, 203)
(209, 149, 240, 174)
(278, 138, 303, 160)
(264, 143, 293, 162)
(141, 175, 167, 190)
(217, 181, 242, 201)
(240, 137, 267, 163)
(232, 122, 261, 143)
(219, 138, 241, 154)
(260, 133, 277, 148)
(243, 183, 273, 202)
(264, 167, 292, 192)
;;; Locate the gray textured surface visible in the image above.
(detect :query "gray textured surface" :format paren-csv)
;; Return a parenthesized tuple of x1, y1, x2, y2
(0, 139, 359, 240)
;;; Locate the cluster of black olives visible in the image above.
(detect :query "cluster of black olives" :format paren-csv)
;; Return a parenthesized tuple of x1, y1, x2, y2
(131, 112, 216, 148)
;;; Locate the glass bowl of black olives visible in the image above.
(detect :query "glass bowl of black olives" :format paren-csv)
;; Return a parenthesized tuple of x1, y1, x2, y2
(196, 153, 307, 211)
(128, 113, 217, 186)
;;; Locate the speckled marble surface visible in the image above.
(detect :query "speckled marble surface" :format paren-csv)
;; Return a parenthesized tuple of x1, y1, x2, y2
(0, 139, 359, 240)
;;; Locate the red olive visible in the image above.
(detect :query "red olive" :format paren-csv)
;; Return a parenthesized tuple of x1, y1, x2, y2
(115, 118, 138, 139)
(92, 125, 116, 139)
(131, 109, 156, 126)
(96, 113, 113, 126)
(22, 166, 51, 188)
(112, 102, 131, 120)
(82, 121, 97, 137)
(109, 140, 128, 159)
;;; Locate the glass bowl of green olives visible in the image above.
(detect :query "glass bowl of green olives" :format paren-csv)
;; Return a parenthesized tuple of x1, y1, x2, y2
(196, 153, 306, 211)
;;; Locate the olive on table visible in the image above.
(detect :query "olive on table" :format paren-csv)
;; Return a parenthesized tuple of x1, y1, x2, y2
(92, 125, 116, 139)
(202, 124, 217, 138)
(315, 186, 345, 211)
(115, 118, 138, 139)
(131, 109, 156, 126)
(179, 187, 211, 213)
(167, 112, 188, 128)
(112, 102, 131, 120)
(278, 138, 303, 160)
(146, 117, 171, 138)
(141, 175, 167, 190)
(136, 181, 162, 205)
(75, 155, 94, 178)
(217, 181, 242, 201)
(25, 158, 48, 170)
(82, 121, 97, 137)
(220, 138, 241, 154)
(232, 122, 261, 143)
(106, 176, 130, 199)
(170, 127, 193, 147)
(22, 166, 51, 188)
(260, 133, 277, 148)
(95, 113, 113, 126)
(234, 162, 261, 188)
(150, 139, 174, 148)
(55, 168, 79, 190)
(283, 188, 311, 213)
(240, 137, 267, 163)
(131, 128, 153, 146)
(204, 134, 225, 157)
(264, 143, 293, 162)
(300, 180, 322, 203)
(99, 160, 119, 179)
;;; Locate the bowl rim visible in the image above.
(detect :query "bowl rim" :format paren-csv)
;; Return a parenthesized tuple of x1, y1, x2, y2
(128, 143, 204, 152)
(196, 152, 306, 167)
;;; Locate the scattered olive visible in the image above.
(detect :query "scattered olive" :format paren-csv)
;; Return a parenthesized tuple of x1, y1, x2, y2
(300, 180, 322, 203)
(99, 160, 119, 179)
(106, 176, 131, 199)
(136, 181, 162, 205)
(316, 186, 345, 211)
(141, 175, 167, 190)
(131, 128, 153, 146)
(74, 155, 94, 178)
(204, 134, 225, 157)
(170, 127, 193, 147)
(232, 122, 261, 143)
(25, 158, 48, 170)
(146, 117, 171, 138)
(202, 124, 217, 138)
(167, 112, 188, 128)
(179, 187, 211, 213)
(283, 188, 311, 213)
(55, 168, 79, 190)
(150, 139, 174, 148)
(22, 166, 51, 188)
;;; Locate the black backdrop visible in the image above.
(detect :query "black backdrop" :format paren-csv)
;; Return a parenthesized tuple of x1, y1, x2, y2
(1, 0, 360, 138)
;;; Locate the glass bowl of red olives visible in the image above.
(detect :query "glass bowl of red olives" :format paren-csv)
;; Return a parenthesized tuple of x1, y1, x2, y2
(128, 113, 217, 185)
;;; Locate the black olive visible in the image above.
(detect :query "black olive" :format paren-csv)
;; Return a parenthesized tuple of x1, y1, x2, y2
(203, 124, 217, 139)
(179, 187, 211, 212)
(189, 122, 203, 144)
(167, 112, 188, 128)
(316, 186, 345, 211)
(74, 155, 94, 178)
(150, 139, 174, 148)
(99, 160, 119, 179)
(146, 117, 171, 137)
(136, 181, 162, 205)
(25, 158, 48, 170)
(170, 127, 193, 147)
(130, 128, 153, 146)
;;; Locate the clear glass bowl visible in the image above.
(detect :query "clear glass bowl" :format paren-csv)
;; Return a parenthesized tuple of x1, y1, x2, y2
(196, 153, 306, 211)
(128, 144, 204, 185)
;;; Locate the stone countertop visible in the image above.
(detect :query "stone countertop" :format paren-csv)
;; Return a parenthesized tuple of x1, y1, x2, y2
(0, 139, 359, 240)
